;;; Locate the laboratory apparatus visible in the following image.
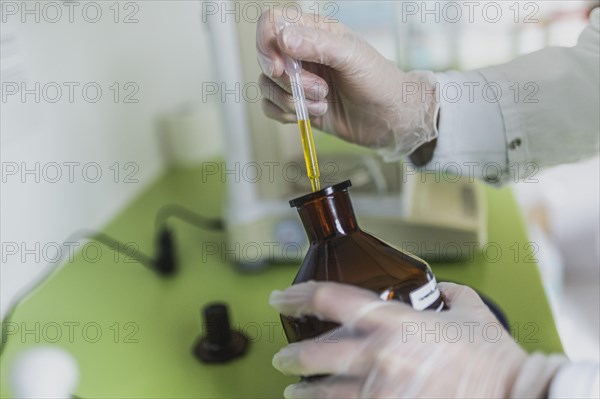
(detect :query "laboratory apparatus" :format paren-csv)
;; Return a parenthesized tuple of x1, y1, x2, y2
(205, 2, 486, 269)
(282, 180, 445, 343)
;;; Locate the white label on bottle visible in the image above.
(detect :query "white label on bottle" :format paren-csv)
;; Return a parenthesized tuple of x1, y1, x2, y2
(409, 277, 441, 311)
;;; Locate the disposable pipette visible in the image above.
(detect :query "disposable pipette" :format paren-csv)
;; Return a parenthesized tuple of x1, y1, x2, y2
(282, 51, 321, 192)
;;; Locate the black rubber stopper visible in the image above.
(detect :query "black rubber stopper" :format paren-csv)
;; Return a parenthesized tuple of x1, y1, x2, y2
(193, 303, 249, 363)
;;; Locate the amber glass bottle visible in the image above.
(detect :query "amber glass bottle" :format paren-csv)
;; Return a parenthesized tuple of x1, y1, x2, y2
(282, 180, 446, 343)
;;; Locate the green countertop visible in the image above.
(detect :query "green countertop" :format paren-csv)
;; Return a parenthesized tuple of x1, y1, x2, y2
(0, 165, 562, 398)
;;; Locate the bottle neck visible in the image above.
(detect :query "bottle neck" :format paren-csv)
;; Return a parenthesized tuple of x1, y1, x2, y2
(296, 190, 359, 242)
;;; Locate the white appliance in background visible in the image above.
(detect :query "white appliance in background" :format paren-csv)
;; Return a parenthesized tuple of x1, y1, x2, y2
(203, 1, 486, 270)
(158, 101, 224, 168)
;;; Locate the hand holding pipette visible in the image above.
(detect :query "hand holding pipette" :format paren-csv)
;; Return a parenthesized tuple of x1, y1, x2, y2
(258, 12, 439, 161)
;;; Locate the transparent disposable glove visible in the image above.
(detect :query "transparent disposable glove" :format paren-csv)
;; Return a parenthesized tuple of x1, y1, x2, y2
(256, 9, 439, 159)
(270, 281, 567, 398)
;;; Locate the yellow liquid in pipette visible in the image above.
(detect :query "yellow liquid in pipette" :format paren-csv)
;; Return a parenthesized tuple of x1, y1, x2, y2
(298, 119, 321, 192)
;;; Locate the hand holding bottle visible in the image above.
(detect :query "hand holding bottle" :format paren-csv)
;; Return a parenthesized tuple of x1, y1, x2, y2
(270, 281, 566, 398)
(256, 9, 439, 159)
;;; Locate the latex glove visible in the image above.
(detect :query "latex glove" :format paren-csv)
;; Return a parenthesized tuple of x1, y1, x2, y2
(270, 282, 567, 398)
(256, 9, 439, 159)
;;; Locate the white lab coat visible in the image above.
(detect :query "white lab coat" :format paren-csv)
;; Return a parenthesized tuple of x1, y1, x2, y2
(426, 8, 600, 398)
(430, 8, 599, 186)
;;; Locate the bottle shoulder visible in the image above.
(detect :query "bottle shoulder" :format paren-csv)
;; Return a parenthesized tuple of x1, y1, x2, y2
(295, 230, 434, 291)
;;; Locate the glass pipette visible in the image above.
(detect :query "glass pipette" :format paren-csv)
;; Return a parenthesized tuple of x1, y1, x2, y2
(282, 53, 321, 192)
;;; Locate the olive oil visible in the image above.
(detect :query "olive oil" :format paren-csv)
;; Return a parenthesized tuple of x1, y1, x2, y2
(298, 119, 321, 192)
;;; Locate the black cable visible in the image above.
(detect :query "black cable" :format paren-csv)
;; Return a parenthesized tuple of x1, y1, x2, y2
(0, 230, 155, 358)
(1, 206, 221, 357)
(85, 230, 155, 270)
(155, 204, 224, 232)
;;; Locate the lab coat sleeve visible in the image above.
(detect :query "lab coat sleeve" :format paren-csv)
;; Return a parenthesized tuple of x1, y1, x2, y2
(423, 8, 600, 185)
(548, 361, 600, 398)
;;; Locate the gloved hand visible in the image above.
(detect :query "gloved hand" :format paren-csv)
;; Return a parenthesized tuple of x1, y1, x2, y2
(256, 9, 439, 159)
(270, 281, 566, 398)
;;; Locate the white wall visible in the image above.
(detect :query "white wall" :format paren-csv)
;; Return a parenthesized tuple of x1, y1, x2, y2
(1, 1, 214, 316)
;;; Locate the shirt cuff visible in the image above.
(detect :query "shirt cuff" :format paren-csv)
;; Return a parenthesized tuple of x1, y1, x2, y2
(416, 70, 510, 185)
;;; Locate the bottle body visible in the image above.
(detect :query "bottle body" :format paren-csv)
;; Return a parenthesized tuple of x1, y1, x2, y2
(282, 180, 445, 343)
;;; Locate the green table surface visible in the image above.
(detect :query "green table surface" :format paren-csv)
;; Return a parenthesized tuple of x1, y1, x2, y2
(0, 165, 562, 398)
